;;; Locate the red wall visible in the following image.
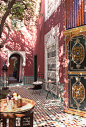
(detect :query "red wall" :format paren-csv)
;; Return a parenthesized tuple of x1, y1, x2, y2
(0, 0, 64, 85)
(0, 51, 8, 76)
(0, 27, 37, 77)
(34, 0, 64, 84)
(34, 0, 45, 74)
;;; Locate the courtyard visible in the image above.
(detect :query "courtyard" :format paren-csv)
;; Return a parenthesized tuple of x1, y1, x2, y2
(0, 83, 86, 127)
(0, 0, 86, 126)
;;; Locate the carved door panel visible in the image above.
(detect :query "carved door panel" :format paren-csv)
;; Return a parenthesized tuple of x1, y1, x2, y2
(69, 35, 86, 111)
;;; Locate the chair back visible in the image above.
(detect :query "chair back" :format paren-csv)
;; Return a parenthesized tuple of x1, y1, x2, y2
(37, 72, 44, 82)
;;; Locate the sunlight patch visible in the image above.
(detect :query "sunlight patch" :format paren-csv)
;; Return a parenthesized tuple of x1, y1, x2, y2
(45, 0, 61, 21)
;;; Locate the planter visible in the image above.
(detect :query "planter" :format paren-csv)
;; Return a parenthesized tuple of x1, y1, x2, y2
(0, 88, 10, 99)
(13, 72, 17, 78)
(2, 87, 9, 90)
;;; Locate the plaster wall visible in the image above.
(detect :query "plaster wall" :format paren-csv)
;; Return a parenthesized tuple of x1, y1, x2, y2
(34, 0, 64, 84)
(34, 0, 45, 74)
(0, 27, 37, 77)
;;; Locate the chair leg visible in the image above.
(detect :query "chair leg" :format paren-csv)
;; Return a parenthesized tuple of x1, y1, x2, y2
(32, 89, 34, 94)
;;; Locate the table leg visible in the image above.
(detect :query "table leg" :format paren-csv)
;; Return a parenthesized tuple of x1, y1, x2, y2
(9, 118, 14, 127)
(30, 112, 33, 127)
(46, 83, 50, 99)
(14, 118, 16, 127)
(21, 117, 23, 127)
(3, 118, 6, 127)
(46, 91, 50, 99)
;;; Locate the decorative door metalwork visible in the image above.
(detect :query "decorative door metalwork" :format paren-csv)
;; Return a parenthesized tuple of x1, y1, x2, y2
(72, 38, 85, 69)
(44, 24, 59, 95)
(69, 35, 86, 111)
(46, 43, 57, 95)
(47, 43, 56, 81)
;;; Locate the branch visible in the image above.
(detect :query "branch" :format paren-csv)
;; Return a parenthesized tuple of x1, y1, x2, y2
(16, 0, 27, 9)
(0, 0, 28, 38)
(0, 0, 16, 38)
(1, 24, 10, 45)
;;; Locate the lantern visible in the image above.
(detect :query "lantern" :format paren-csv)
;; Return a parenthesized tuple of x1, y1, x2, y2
(2, 62, 8, 88)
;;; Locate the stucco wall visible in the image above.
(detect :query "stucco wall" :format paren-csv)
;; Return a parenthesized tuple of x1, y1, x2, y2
(34, 0, 45, 74)
(34, 0, 64, 84)
(0, 27, 37, 77)
(0, 0, 64, 85)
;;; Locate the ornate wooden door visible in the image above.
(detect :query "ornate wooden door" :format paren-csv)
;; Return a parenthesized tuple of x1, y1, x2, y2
(68, 35, 86, 111)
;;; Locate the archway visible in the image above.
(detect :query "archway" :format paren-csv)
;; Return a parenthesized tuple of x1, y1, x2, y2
(9, 53, 23, 84)
(7, 51, 26, 84)
(7, 51, 26, 67)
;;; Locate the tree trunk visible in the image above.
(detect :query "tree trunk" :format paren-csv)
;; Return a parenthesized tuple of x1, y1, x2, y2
(0, 0, 16, 38)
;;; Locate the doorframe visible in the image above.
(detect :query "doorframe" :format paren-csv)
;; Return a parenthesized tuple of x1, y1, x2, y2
(34, 55, 37, 82)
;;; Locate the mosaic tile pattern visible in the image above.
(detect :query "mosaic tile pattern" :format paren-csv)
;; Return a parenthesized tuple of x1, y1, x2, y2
(1, 84, 86, 127)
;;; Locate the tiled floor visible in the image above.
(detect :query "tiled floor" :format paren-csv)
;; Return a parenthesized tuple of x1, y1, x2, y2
(1, 84, 86, 127)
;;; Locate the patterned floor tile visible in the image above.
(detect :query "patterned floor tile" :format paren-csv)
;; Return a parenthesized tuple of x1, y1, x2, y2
(1, 84, 86, 127)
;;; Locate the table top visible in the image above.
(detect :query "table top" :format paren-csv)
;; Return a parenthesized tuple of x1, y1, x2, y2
(0, 98, 35, 114)
(33, 81, 43, 85)
(44, 80, 55, 83)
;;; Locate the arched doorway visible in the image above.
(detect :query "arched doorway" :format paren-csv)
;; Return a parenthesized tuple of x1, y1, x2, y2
(7, 51, 26, 84)
(9, 53, 23, 84)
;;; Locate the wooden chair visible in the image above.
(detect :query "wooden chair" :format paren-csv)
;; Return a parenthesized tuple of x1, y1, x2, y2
(30, 72, 44, 94)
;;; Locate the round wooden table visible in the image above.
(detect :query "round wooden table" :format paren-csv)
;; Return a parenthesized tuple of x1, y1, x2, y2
(33, 81, 43, 85)
(0, 98, 35, 127)
(44, 80, 55, 84)
(44, 80, 55, 99)
(32, 81, 43, 94)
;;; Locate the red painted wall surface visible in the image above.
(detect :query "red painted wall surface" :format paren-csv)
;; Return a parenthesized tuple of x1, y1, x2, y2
(0, 0, 64, 85)
(34, 0, 64, 84)
(34, 0, 45, 74)
(0, 51, 8, 76)
(0, 27, 37, 77)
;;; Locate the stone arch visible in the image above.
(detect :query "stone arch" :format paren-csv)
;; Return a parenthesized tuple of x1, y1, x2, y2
(7, 51, 26, 67)
(8, 51, 26, 83)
